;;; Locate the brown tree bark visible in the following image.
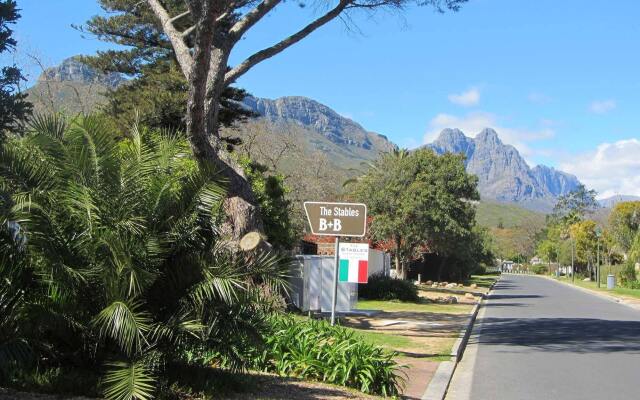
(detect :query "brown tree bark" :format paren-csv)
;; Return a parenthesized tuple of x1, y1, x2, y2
(146, 0, 453, 241)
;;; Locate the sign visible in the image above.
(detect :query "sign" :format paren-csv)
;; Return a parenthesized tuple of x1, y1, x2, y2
(303, 201, 367, 237)
(338, 242, 369, 283)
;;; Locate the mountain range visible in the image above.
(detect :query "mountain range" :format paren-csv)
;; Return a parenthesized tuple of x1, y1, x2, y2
(26, 56, 637, 213)
(425, 128, 581, 211)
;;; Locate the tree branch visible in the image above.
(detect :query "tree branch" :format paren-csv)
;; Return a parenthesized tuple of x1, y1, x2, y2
(146, 0, 193, 77)
(169, 10, 190, 23)
(224, 0, 351, 86)
(229, 0, 282, 41)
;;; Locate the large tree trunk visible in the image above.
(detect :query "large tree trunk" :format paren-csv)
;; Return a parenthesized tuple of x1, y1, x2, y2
(184, 10, 263, 242)
(394, 235, 404, 279)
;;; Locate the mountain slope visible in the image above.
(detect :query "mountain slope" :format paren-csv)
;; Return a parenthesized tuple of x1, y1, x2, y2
(241, 96, 396, 166)
(26, 57, 124, 115)
(426, 128, 581, 212)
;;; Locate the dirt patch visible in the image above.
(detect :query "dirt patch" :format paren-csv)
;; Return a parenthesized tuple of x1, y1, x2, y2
(218, 374, 382, 400)
(342, 305, 472, 399)
(0, 388, 97, 400)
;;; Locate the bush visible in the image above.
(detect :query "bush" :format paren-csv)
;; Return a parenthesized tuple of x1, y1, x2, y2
(618, 261, 638, 287)
(532, 265, 549, 275)
(358, 273, 419, 302)
(253, 316, 404, 396)
(0, 116, 291, 399)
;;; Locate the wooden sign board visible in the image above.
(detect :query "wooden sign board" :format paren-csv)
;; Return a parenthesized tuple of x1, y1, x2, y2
(303, 201, 367, 237)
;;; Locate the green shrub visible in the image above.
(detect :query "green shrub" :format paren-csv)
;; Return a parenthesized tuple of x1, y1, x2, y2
(618, 261, 638, 286)
(253, 316, 404, 396)
(532, 265, 549, 275)
(0, 116, 291, 399)
(358, 273, 419, 302)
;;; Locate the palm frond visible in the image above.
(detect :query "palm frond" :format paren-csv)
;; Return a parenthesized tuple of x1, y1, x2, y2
(103, 361, 155, 400)
(93, 300, 151, 356)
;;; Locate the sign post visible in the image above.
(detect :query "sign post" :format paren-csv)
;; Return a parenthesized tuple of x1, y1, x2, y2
(331, 236, 340, 325)
(304, 202, 367, 325)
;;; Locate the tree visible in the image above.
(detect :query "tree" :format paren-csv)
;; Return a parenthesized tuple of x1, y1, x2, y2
(552, 184, 599, 225)
(352, 148, 479, 279)
(569, 220, 598, 276)
(83, 0, 468, 240)
(0, 0, 32, 136)
(537, 239, 557, 268)
(608, 201, 640, 254)
(94, 58, 255, 134)
(0, 115, 289, 398)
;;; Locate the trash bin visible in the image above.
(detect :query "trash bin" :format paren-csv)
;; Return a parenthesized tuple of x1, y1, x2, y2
(607, 274, 615, 290)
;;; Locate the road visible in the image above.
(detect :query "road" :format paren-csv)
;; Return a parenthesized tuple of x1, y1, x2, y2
(446, 274, 640, 400)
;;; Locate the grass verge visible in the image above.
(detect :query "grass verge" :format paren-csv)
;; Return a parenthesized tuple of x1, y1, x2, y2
(357, 299, 473, 314)
(553, 276, 640, 300)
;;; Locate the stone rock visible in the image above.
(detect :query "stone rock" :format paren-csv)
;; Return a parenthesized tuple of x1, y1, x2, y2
(465, 293, 475, 299)
(431, 283, 439, 288)
(458, 283, 464, 288)
(426, 280, 433, 285)
(445, 283, 456, 288)
(447, 296, 458, 304)
(470, 283, 478, 289)
(583, 278, 591, 282)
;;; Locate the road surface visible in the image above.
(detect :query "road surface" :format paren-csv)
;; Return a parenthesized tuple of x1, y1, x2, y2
(446, 274, 640, 400)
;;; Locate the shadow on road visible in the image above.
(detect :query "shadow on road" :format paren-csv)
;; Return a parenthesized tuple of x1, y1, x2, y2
(488, 294, 544, 300)
(472, 317, 640, 353)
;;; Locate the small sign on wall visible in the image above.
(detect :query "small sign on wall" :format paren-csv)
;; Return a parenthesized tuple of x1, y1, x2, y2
(338, 242, 369, 283)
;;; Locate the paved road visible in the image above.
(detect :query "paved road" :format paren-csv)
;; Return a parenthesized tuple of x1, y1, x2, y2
(446, 275, 640, 400)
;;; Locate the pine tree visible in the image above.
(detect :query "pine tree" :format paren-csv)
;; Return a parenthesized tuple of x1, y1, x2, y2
(0, 0, 32, 136)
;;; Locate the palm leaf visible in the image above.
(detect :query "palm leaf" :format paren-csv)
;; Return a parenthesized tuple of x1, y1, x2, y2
(103, 361, 155, 400)
(93, 300, 151, 356)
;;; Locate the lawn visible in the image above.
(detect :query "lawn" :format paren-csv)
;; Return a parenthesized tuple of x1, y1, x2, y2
(357, 299, 473, 315)
(466, 273, 500, 289)
(555, 276, 640, 300)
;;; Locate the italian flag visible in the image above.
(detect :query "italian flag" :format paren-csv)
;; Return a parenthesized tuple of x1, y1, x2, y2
(339, 259, 368, 283)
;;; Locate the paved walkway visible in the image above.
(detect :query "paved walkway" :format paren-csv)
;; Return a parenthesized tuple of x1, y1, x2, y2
(447, 274, 640, 400)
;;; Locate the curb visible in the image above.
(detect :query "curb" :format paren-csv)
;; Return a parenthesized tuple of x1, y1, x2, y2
(421, 278, 498, 400)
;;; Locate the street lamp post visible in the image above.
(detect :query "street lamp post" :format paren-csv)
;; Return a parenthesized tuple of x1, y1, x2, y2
(596, 227, 602, 288)
(571, 238, 575, 284)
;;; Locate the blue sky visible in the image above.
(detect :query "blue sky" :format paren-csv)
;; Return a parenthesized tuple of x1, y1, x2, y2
(5, 0, 640, 197)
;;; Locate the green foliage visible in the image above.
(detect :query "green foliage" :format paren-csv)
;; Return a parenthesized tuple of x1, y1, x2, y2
(82, 3, 253, 134)
(608, 201, 640, 254)
(238, 157, 296, 250)
(352, 148, 480, 278)
(551, 184, 599, 225)
(531, 265, 548, 275)
(618, 261, 638, 287)
(358, 274, 419, 302)
(0, 0, 32, 135)
(0, 115, 291, 399)
(253, 316, 404, 396)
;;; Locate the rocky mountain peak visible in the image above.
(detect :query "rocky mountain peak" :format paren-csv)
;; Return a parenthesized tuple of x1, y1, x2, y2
(38, 57, 124, 89)
(475, 128, 502, 147)
(426, 128, 581, 211)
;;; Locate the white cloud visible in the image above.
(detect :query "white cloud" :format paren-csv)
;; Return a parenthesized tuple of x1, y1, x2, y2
(589, 99, 616, 114)
(559, 139, 640, 199)
(422, 111, 555, 162)
(448, 87, 480, 107)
